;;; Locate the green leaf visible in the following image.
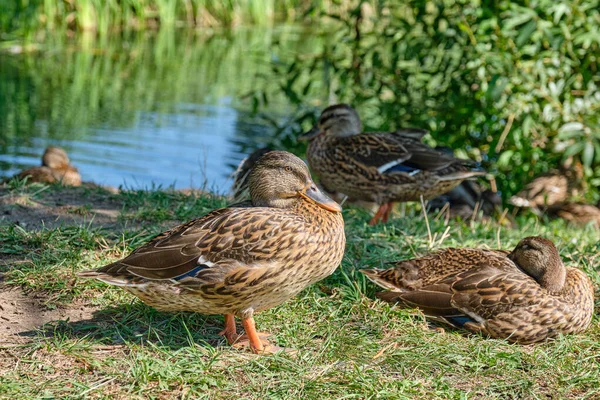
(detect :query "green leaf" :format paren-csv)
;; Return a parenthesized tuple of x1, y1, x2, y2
(516, 20, 537, 48)
(582, 141, 594, 167)
(563, 142, 585, 157)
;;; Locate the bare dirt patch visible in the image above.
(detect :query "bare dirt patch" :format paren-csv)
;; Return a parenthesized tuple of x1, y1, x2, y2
(0, 284, 99, 345)
(0, 184, 124, 231)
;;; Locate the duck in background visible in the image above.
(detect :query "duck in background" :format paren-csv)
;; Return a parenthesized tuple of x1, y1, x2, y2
(510, 163, 599, 227)
(548, 202, 600, 228)
(509, 164, 584, 211)
(427, 180, 505, 222)
(11, 146, 81, 186)
(361, 236, 594, 344)
(299, 104, 485, 225)
(80, 151, 346, 354)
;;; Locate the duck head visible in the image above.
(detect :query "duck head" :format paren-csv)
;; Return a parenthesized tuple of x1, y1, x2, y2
(249, 151, 341, 212)
(298, 104, 362, 141)
(508, 236, 566, 293)
(42, 146, 71, 169)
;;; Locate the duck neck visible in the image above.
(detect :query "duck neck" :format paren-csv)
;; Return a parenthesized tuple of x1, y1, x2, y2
(540, 260, 567, 294)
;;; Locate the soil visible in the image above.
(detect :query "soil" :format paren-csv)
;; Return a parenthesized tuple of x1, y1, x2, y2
(0, 183, 125, 344)
(0, 285, 98, 345)
(0, 183, 122, 231)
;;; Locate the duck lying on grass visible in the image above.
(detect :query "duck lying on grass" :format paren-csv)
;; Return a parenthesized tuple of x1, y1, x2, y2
(300, 104, 485, 225)
(79, 151, 346, 354)
(361, 237, 594, 344)
(11, 146, 81, 186)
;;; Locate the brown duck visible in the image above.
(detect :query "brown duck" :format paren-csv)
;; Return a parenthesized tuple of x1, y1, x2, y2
(509, 166, 583, 211)
(361, 237, 594, 344)
(79, 151, 346, 354)
(299, 104, 485, 224)
(13, 146, 81, 186)
(549, 202, 600, 227)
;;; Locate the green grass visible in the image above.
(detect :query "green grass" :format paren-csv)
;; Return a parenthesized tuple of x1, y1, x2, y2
(0, 182, 599, 399)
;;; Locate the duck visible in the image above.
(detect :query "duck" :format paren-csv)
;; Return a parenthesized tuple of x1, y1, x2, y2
(360, 236, 594, 344)
(231, 147, 379, 212)
(548, 202, 600, 227)
(13, 146, 81, 186)
(509, 165, 583, 211)
(231, 147, 273, 203)
(427, 180, 502, 220)
(299, 104, 485, 224)
(79, 151, 346, 354)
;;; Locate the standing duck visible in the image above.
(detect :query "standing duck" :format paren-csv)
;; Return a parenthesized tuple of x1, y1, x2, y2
(79, 151, 346, 354)
(230, 147, 273, 202)
(361, 237, 594, 344)
(13, 146, 81, 186)
(299, 104, 485, 224)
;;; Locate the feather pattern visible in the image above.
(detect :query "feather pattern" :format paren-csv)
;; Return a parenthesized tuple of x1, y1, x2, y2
(300, 104, 484, 224)
(361, 237, 594, 344)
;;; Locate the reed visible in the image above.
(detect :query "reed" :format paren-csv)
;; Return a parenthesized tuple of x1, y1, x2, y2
(2, 0, 357, 39)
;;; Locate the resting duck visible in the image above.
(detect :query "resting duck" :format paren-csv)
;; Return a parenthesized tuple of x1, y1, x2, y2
(509, 166, 583, 211)
(548, 202, 600, 227)
(427, 178, 504, 221)
(361, 237, 594, 344)
(79, 151, 346, 354)
(299, 104, 485, 224)
(13, 146, 81, 186)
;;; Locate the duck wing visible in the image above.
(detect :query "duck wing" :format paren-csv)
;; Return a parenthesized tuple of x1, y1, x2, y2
(79, 205, 293, 286)
(448, 267, 544, 320)
(332, 134, 413, 173)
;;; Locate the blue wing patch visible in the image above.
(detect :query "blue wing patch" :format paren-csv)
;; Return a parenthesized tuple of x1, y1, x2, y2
(445, 315, 474, 327)
(173, 264, 210, 281)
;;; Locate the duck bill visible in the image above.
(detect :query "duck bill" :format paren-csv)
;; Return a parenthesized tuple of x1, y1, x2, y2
(298, 126, 322, 141)
(298, 183, 342, 212)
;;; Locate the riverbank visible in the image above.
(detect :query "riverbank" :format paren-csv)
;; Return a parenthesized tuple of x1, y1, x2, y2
(1, 181, 598, 398)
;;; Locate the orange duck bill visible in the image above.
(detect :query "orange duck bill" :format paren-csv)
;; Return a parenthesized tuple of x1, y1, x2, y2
(298, 182, 342, 212)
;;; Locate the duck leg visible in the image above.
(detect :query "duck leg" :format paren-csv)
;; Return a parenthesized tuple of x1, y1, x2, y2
(381, 202, 395, 223)
(219, 314, 239, 344)
(369, 203, 389, 225)
(231, 317, 283, 354)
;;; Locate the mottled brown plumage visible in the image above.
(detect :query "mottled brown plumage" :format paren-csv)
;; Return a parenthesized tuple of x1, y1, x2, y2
(79, 151, 346, 354)
(509, 167, 583, 210)
(13, 146, 81, 186)
(549, 202, 600, 227)
(361, 237, 594, 344)
(299, 104, 485, 224)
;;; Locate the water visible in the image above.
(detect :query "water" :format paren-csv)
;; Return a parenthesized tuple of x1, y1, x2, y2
(0, 27, 321, 193)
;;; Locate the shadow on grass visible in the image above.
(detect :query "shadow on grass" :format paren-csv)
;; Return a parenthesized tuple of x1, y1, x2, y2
(18, 302, 230, 350)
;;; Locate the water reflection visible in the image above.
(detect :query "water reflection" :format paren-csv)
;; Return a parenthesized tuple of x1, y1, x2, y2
(0, 27, 320, 192)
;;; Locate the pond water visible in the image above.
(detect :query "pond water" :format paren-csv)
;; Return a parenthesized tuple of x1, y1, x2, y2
(0, 27, 321, 193)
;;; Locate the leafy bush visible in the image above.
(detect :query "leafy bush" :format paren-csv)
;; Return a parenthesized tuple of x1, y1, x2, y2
(250, 0, 600, 201)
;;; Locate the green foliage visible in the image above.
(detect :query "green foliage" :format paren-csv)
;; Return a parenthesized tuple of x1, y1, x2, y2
(250, 0, 600, 200)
